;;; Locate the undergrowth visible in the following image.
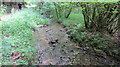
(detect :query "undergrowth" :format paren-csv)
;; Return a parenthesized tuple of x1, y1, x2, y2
(62, 13, 84, 27)
(60, 10, 120, 62)
(0, 5, 7, 16)
(68, 30, 120, 61)
(1, 8, 50, 65)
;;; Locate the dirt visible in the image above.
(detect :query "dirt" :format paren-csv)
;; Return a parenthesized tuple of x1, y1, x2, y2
(1, 9, 119, 65)
(33, 20, 119, 65)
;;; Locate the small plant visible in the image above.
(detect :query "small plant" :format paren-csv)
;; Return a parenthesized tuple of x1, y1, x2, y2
(1, 8, 50, 65)
(68, 29, 120, 61)
(0, 5, 7, 16)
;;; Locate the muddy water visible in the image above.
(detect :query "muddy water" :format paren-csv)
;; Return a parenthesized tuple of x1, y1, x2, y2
(33, 21, 119, 65)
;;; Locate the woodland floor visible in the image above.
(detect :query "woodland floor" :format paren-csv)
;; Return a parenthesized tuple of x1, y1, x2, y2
(1, 9, 119, 65)
(33, 20, 119, 65)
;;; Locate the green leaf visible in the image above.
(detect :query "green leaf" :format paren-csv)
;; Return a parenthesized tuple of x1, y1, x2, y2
(112, 11, 119, 13)
(79, 7, 85, 10)
(22, 53, 25, 56)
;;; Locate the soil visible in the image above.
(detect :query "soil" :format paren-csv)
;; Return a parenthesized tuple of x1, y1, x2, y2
(33, 20, 119, 65)
(1, 8, 119, 65)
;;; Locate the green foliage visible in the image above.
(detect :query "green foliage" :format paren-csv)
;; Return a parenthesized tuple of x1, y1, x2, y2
(68, 29, 120, 60)
(1, 8, 49, 65)
(71, 31, 112, 47)
(0, 5, 13, 14)
(1, 2, 119, 64)
(58, 2, 120, 62)
(52, 2, 74, 21)
(62, 13, 84, 27)
(112, 11, 119, 13)
(80, 2, 119, 34)
(0, 5, 7, 16)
